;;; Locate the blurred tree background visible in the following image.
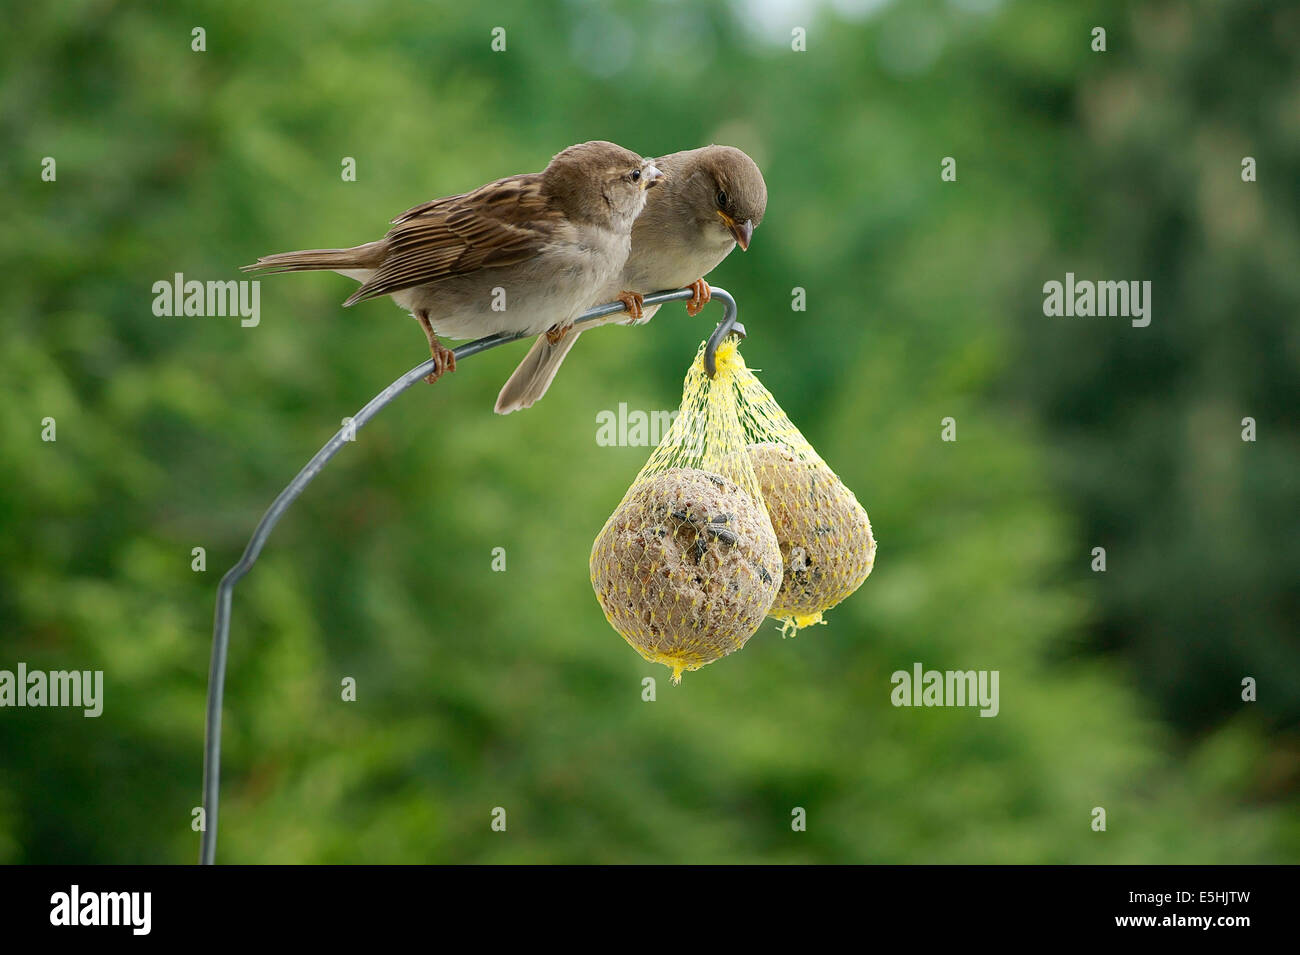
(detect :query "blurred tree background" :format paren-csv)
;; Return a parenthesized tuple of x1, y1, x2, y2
(1, 0, 1296, 863)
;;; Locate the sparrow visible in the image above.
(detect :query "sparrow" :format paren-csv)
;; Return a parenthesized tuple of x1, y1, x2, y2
(244, 141, 664, 384)
(494, 144, 767, 414)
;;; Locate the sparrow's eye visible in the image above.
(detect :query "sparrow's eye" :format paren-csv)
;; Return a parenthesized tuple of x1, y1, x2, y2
(631, 169, 641, 182)
(716, 190, 728, 209)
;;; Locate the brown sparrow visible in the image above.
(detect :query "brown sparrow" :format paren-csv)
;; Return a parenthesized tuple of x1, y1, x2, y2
(494, 144, 767, 413)
(245, 141, 663, 383)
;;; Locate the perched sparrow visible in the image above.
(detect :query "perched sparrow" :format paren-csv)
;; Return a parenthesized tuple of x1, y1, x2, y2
(494, 144, 767, 414)
(244, 141, 663, 383)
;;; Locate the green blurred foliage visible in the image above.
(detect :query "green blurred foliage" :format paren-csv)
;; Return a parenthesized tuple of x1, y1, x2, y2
(0, 0, 1295, 863)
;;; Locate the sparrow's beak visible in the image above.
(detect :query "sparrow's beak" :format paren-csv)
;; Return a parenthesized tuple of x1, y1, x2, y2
(641, 164, 664, 191)
(718, 211, 754, 250)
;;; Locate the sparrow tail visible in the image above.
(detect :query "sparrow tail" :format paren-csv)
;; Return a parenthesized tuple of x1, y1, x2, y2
(241, 240, 385, 275)
(495, 331, 583, 414)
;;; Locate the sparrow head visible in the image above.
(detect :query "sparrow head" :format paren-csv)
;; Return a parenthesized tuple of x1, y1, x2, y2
(543, 140, 663, 229)
(672, 145, 767, 251)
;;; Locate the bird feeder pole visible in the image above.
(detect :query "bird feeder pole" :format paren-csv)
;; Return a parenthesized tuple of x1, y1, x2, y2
(200, 287, 743, 864)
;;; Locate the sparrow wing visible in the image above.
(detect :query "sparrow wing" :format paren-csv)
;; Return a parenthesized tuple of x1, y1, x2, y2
(344, 174, 559, 306)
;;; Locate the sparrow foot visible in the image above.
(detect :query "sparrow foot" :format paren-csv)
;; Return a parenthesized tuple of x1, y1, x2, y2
(686, 278, 712, 317)
(423, 343, 456, 384)
(544, 322, 574, 346)
(415, 310, 457, 385)
(617, 291, 645, 322)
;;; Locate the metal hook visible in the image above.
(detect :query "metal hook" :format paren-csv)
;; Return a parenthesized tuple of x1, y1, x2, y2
(702, 287, 745, 378)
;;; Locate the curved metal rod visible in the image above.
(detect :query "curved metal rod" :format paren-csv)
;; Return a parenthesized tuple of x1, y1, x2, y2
(200, 285, 742, 864)
(703, 287, 744, 378)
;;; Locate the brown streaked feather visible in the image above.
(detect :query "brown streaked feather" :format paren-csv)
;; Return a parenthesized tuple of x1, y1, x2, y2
(344, 173, 559, 307)
(241, 240, 386, 274)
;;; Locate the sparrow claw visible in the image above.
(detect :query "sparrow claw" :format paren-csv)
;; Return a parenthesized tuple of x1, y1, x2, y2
(423, 343, 456, 385)
(617, 291, 645, 322)
(414, 309, 457, 385)
(545, 322, 574, 346)
(685, 279, 712, 317)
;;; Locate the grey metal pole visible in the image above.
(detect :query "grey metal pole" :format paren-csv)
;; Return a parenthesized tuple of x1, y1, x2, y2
(200, 286, 742, 864)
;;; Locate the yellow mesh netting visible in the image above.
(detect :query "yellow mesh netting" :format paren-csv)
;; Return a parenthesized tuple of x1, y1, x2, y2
(728, 360, 877, 636)
(590, 338, 780, 683)
(590, 336, 876, 683)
